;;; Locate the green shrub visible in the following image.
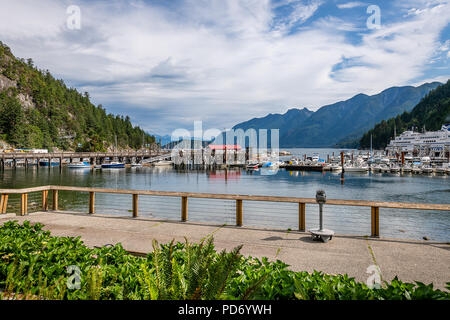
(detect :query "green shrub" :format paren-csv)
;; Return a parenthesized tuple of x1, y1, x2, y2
(0, 221, 448, 300)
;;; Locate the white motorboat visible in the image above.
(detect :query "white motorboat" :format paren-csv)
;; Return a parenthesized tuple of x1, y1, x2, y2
(380, 164, 390, 173)
(401, 165, 412, 173)
(435, 163, 449, 174)
(422, 166, 434, 174)
(344, 165, 369, 173)
(390, 165, 400, 173)
(435, 167, 447, 174)
(371, 165, 382, 173)
(421, 156, 431, 164)
(312, 153, 320, 162)
(153, 160, 173, 166)
(131, 163, 142, 167)
(67, 161, 91, 169)
(412, 166, 422, 174)
(277, 161, 287, 168)
(330, 164, 342, 172)
(246, 160, 259, 170)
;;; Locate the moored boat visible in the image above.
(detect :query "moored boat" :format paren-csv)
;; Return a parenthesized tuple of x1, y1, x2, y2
(39, 159, 59, 167)
(153, 160, 173, 166)
(261, 161, 277, 169)
(412, 166, 422, 174)
(435, 163, 449, 174)
(401, 165, 412, 173)
(330, 164, 342, 172)
(421, 166, 434, 174)
(371, 165, 382, 173)
(101, 162, 125, 169)
(344, 165, 369, 173)
(67, 161, 91, 169)
(246, 163, 259, 170)
(131, 163, 142, 167)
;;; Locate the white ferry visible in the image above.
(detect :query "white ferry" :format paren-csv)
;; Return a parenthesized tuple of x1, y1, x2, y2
(386, 124, 450, 156)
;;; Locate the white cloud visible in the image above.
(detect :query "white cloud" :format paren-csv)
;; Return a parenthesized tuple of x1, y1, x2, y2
(337, 2, 366, 9)
(271, 0, 323, 34)
(0, 0, 448, 134)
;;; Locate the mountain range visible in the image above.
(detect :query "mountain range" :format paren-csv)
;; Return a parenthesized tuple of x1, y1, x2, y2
(232, 82, 442, 148)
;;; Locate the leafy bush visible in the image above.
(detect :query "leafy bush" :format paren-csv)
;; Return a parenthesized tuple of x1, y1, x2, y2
(0, 221, 448, 300)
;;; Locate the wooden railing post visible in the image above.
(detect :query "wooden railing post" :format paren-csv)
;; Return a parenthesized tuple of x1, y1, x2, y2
(89, 192, 95, 214)
(132, 194, 138, 218)
(42, 190, 49, 211)
(371, 206, 379, 237)
(1, 194, 8, 214)
(236, 199, 243, 226)
(20, 193, 28, 216)
(181, 196, 188, 221)
(298, 202, 306, 232)
(52, 190, 58, 211)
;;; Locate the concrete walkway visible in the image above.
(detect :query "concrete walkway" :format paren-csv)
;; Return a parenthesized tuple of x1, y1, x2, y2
(1, 211, 449, 290)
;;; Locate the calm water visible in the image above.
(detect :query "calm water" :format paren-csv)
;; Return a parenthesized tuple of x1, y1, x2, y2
(1, 148, 449, 241)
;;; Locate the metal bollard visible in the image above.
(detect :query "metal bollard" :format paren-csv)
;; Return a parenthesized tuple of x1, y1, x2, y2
(308, 190, 334, 243)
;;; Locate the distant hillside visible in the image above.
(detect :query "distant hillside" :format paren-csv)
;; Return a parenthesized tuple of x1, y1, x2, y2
(163, 138, 211, 149)
(0, 41, 155, 151)
(359, 80, 450, 149)
(233, 108, 313, 132)
(230, 82, 441, 148)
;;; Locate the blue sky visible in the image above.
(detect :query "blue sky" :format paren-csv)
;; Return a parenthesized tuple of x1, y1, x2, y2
(0, 0, 449, 136)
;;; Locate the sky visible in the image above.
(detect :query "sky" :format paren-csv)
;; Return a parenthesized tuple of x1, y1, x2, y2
(0, 0, 449, 137)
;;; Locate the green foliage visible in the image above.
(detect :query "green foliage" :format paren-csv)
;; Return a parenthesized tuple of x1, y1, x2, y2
(360, 80, 450, 149)
(138, 238, 246, 300)
(227, 256, 449, 300)
(0, 41, 155, 150)
(0, 221, 449, 300)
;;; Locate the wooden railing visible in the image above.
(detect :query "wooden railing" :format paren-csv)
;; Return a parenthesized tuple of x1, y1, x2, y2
(1, 185, 449, 237)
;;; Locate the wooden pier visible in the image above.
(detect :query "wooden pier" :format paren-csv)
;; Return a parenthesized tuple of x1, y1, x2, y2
(0, 150, 171, 169)
(1, 185, 449, 238)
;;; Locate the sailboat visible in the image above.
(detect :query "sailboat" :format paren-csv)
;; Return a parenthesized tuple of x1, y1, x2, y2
(102, 135, 125, 168)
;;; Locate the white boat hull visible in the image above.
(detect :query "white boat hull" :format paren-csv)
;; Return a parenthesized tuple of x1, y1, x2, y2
(154, 161, 173, 166)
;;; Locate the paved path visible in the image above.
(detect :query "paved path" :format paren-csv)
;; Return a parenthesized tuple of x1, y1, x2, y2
(1, 211, 449, 290)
